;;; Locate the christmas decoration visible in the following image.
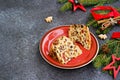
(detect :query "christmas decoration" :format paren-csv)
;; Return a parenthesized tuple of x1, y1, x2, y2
(69, 0, 86, 12)
(111, 32, 120, 39)
(103, 55, 120, 79)
(91, 6, 120, 20)
(93, 32, 120, 79)
(58, 0, 118, 12)
(97, 16, 120, 31)
(87, 6, 120, 34)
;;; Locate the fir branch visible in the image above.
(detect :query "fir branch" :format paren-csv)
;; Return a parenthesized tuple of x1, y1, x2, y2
(93, 54, 104, 68)
(58, 0, 68, 3)
(79, 0, 99, 6)
(94, 2, 104, 7)
(96, 29, 101, 34)
(102, 27, 112, 34)
(118, 43, 120, 56)
(60, 2, 72, 12)
(86, 19, 96, 27)
(58, 0, 119, 12)
(93, 39, 120, 75)
(93, 39, 120, 70)
(106, 0, 119, 4)
(116, 8, 120, 12)
(115, 43, 119, 56)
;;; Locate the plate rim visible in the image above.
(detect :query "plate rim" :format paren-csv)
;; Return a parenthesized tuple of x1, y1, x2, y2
(39, 25, 99, 69)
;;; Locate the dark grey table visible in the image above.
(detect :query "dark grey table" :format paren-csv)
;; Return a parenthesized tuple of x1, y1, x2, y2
(0, 0, 120, 80)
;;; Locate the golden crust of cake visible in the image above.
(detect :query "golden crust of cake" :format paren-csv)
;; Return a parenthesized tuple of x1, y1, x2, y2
(49, 36, 82, 64)
(68, 24, 91, 50)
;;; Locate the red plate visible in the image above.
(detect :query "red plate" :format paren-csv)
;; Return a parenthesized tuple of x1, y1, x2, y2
(39, 25, 99, 69)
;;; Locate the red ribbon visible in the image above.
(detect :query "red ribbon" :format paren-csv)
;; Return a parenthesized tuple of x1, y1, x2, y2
(69, 0, 86, 12)
(111, 32, 120, 39)
(90, 6, 120, 20)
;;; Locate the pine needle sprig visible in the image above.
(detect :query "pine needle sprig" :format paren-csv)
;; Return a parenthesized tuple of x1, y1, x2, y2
(105, 0, 118, 4)
(79, 0, 99, 6)
(93, 39, 120, 70)
(60, 2, 72, 12)
(58, 0, 68, 3)
(58, 0, 119, 12)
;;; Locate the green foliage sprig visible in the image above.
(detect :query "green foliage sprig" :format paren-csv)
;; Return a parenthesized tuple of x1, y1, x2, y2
(93, 39, 120, 75)
(58, 0, 118, 12)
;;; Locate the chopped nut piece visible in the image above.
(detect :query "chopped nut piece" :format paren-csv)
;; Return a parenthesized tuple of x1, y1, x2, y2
(45, 16, 53, 23)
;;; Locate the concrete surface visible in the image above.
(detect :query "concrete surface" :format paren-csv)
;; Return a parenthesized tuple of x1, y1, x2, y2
(0, 0, 120, 80)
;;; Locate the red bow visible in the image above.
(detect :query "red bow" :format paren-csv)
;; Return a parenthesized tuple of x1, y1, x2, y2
(69, 0, 86, 12)
(90, 6, 120, 20)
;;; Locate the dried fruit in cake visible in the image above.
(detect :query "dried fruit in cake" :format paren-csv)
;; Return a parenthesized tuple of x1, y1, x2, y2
(68, 24, 91, 50)
(49, 36, 82, 64)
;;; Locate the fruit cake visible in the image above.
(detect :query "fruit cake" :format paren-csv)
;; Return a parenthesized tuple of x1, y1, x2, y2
(68, 24, 91, 50)
(49, 36, 82, 64)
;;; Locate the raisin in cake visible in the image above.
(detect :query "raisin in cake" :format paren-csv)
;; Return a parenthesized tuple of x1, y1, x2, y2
(68, 24, 91, 50)
(49, 36, 82, 64)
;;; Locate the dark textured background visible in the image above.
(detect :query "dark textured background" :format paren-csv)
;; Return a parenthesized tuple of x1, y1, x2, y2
(0, 0, 120, 80)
